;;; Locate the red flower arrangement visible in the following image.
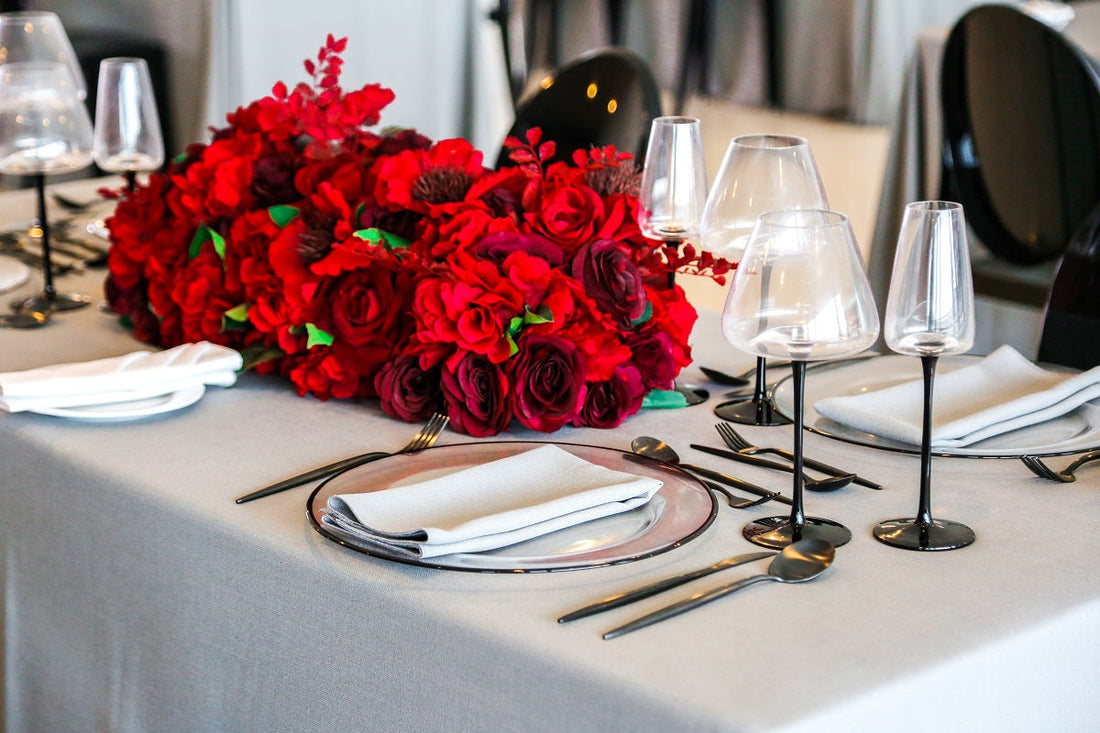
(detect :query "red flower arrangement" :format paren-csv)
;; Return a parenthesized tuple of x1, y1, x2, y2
(104, 36, 731, 436)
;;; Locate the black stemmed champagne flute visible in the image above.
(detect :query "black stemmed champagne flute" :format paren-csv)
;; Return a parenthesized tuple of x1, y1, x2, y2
(700, 134, 830, 426)
(0, 61, 94, 314)
(723, 209, 879, 549)
(93, 57, 165, 192)
(873, 201, 976, 551)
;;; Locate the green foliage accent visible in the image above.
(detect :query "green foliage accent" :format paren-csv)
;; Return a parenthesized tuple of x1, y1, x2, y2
(268, 204, 299, 227)
(353, 227, 410, 250)
(630, 301, 653, 328)
(240, 344, 284, 371)
(642, 389, 688, 410)
(188, 224, 210, 259)
(305, 323, 334, 348)
(222, 303, 251, 331)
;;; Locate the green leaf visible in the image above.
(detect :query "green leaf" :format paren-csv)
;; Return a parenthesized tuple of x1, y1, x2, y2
(188, 224, 210, 259)
(352, 227, 410, 250)
(642, 389, 688, 410)
(221, 303, 251, 331)
(380, 230, 410, 249)
(505, 332, 519, 357)
(508, 315, 524, 336)
(523, 304, 553, 326)
(353, 228, 384, 244)
(268, 204, 299, 227)
(209, 229, 227, 259)
(305, 323, 334, 348)
(240, 344, 284, 371)
(630, 301, 653, 328)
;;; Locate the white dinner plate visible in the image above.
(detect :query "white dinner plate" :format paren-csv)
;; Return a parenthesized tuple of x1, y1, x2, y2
(771, 355, 1100, 458)
(31, 384, 206, 422)
(307, 441, 717, 573)
(0, 254, 30, 293)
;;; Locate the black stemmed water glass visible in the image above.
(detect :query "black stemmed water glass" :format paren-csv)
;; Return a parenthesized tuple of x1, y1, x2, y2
(0, 61, 94, 314)
(638, 115, 707, 286)
(700, 134, 829, 426)
(723, 209, 879, 549)
(873, 201, 977, 551)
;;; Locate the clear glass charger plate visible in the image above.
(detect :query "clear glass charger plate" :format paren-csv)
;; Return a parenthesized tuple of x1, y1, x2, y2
(771, 355, 1100, 458)
(307, 441, 717, 573)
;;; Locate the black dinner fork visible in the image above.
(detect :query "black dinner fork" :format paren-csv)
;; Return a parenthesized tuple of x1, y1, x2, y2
(1020, 451, 1100, 483)
(715, 422, 882, 490)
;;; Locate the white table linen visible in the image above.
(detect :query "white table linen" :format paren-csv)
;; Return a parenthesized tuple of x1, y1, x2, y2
(1, 178, 1098, 733)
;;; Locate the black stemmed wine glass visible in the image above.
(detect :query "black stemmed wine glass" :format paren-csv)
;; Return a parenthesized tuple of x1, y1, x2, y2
(0, 61, 94, 315)
(93, 56, 165, 192)
(873, 201, 977, 551)
(723, 209, 879, 549)
(700, 134, 829, 426)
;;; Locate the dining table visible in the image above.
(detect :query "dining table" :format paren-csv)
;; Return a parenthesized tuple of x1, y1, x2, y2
(1, 176, 1098, 732)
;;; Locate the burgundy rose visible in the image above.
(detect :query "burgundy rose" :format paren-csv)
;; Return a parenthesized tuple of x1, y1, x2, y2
(574, 364, 645, 429)
(252, 154, 298, 206)
(571, 239, 646, 324)
(375, 355, 442, 422)
(627, 330, 678, 390)
(513, 334, 587, 432)
(441, 352, 513, 437)
(470, 231, 564, 267)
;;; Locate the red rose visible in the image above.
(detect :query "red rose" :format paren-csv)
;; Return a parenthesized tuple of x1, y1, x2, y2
(441, 351, 512, 436)
(574, 364, 645, 429)
(571, 238, 647, 323)
(526, 180, 604, 251)
(512, 334, 587, 432)
(375, 355, 442, 423)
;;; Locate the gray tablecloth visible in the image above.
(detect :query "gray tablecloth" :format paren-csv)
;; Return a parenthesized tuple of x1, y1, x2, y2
(1, 180, 1098, 732)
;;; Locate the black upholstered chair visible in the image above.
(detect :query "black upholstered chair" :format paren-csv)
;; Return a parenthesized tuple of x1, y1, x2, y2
(495, 46, 661, 169)
(1037, 202, 1100, 369)
(941, 4, 1100, 279)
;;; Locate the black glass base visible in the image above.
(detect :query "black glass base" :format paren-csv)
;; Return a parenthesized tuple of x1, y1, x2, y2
(714, 396, 791, 426)
(742, 515, 852, 549)
(872, 518, 975, 551)
(12, 292, 90, 313)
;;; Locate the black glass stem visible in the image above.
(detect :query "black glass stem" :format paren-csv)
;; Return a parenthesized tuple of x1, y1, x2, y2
(9, 173, 91, 315)
(713, 356, 791, 425)
(916, 354, 937, 526)
(125, 170, 137, 192)
(34, 172, 56, 302)
(873, 354, 976, 551)
(742, 361, 852, 549)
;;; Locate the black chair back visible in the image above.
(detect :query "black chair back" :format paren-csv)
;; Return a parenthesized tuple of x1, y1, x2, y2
(941, 5, 1100, 265)
(495, 46, 661, 169)
(1038, 202, 1100, 369)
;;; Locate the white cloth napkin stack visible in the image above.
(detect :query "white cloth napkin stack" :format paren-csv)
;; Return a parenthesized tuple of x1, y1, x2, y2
(323, 444, 664, 559)
(0, 341, 243, 412)
(814, 345, 1100, 448)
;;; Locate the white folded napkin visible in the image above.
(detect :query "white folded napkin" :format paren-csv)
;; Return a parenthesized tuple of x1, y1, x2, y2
(322, 444, 663, 559)
(0, 341, 243, 412)
(814, 345, 1100, 448)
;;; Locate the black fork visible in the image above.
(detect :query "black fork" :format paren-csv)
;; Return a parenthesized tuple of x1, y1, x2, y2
(715, 422, 883, 490)
(1021, 451, 1100, 483)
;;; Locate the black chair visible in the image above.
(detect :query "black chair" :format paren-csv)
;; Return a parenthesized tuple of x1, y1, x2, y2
(1037, 201, 1100, 369)
(941, 4, 1100, 281)
(495, 46, 661, 169)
